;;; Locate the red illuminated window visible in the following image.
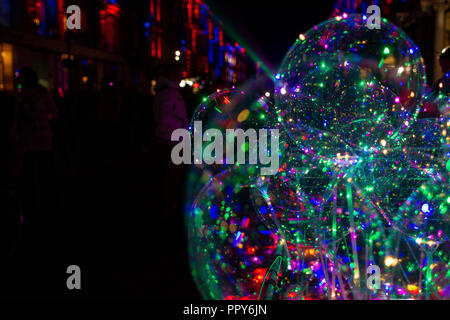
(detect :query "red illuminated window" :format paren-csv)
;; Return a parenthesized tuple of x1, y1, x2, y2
(208, 20, 213, 40)
(157, 33, 162, 58)
(191, 28, 196, 52)
(156, 0, 161, 22)
(100, 2, 121, 52)
(150, 0, 155, 18)
(187, 0, 192, 25)
(219, 29, 223, 47)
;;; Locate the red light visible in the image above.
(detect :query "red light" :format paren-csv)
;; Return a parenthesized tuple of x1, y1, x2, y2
(151, 38, 156, 57)
(157, 34, 162, 58)
(219, 30, 223, 46)
(150, 0, 155, 17)
(192, 29, 196, 52)
(252, 268, 268, 284)
(208, 21, 213, 40)
(194, 4, 199, 18)
(156, 0, 161, 22)
(57, 0, 64, 38)
(105, 4, 120, 16)
(187, 0, 192, 25)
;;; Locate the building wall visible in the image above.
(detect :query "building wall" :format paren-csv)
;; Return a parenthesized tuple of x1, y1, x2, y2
(0, 0, 253, 93)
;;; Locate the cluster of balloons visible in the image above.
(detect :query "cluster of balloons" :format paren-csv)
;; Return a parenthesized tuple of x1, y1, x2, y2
(185, 14, 449, 300)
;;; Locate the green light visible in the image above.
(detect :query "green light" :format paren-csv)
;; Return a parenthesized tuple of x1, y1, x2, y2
(383, 47, 390, 55)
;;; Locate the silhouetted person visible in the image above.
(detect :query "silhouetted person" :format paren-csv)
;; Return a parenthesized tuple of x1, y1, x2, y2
(153, 64, 188, 220)
(16, 67, 58, 215)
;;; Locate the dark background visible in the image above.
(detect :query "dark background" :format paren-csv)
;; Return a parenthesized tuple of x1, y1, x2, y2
(206, 0, 336, 68)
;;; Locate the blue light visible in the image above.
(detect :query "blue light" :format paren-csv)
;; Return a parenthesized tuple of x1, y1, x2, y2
(259, 206, 268, 215)
(409, 223, 419, 230)
(215, 65, 220, 77)
(209, 44, 213, 63)
(210, 204, 218, 219)
(421, 203, 432, 214)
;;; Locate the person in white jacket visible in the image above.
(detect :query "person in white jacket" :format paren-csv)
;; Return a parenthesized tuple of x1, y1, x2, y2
(153, 64, 188, 220)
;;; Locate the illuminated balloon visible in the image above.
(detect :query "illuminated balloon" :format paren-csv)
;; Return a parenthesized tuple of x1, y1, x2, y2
(185, 15, 449, 300)
(275, 14, 427, 115)
(278, 63, 409, 150)
(187, 166, 279, 300)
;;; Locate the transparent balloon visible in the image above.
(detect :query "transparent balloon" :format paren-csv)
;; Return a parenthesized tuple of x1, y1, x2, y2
(187, 166, 280, 300)
(184, 87, 283, 216)
(276, 14, 426, 104)
(279, 63, 410, 151)
(184, 15, 450, 299)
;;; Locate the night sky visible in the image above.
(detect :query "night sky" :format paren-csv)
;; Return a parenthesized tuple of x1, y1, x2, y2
(205, 0, 336, 71)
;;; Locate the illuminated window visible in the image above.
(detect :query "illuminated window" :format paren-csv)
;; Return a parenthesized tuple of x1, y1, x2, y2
(100, 1, 121, 52)
(26, 0, 66, 37)
(156, 0, 160, 22)
(150, 0, 162, 59)
(0, 43, 14, 91)
(44, 0, 65, 37)
(187, 0, 192, 25)
(0, 0, 11, 26)
(28, 0, 45, 34)
(191, 28, 196, 53)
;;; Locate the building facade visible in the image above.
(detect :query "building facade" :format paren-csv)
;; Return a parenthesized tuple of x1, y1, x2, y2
(0, 0, 252, 94)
